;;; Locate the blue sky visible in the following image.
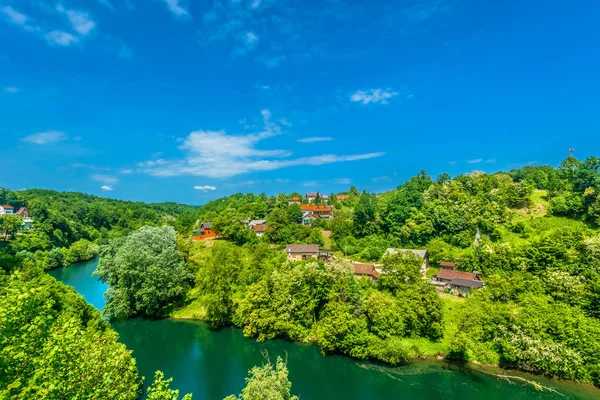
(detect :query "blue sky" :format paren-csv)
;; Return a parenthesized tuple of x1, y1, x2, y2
(1, 0, 599, 204)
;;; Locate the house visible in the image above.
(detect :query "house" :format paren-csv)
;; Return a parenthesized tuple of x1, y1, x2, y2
(446, 278, 485, 295)
(385, 248, 430, 274)
(21, 218, 33, 230)
(300, 204, 333, 219)
(306, 192, 319, 202)
(302, 211, 317, 225)
(248, 219, 268, 229)
(286, 244, 320, 261)
(252, 224, 268, 237)
(16, 207, 29, 217)
(336, 194, 349, 201)
(288, 201, 301, 206)
(430, 263, 484, 294)
(353, 263, 380, 281)
(193, 222, 218, 241)
(0, 205, 14, 215)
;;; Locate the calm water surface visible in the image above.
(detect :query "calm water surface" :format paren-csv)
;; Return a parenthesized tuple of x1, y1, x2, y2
(49, 259, 600, 400)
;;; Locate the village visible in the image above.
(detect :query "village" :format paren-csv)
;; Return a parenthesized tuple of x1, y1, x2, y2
(0, 205, 34, 238)
(191, 191, 485, 296)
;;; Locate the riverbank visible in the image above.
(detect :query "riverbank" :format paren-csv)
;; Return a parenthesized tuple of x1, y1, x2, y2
(169, 288, 599, 395)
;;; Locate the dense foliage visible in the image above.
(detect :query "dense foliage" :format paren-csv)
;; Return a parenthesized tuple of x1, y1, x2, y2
(94, 226, 195, 319)
(0, 261, 141, 398)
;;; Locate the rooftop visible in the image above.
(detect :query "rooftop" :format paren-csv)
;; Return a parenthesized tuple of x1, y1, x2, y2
(253, 224, 268, 233)
(435, 268, 478, 281)
(286, 244, 319, 253)
(353, 263, 380, 278)
(448, 278, 485, 288)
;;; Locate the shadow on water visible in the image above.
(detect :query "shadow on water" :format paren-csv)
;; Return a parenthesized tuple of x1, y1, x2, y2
(50, 259, 600, 400)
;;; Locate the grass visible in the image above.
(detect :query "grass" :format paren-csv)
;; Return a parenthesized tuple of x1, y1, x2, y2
(170, 287, 207, 320)
(499, 215, 591, 246)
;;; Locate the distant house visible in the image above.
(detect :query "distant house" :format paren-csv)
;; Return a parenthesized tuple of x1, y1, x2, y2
(252, 224, 268, 237)
(286, 244, 320, 261)
(306, 192, 319, 202)
(21, 218, 33, 231)
(431, 263, 484, 294)
(193, 222, 218, 241)
(288, 201, 301, 206)
(385, 248, 430, 274)
(0, 205, 14, 216)
(336, 194, 349, 201)
(248, 219, 268, 229)
(16, 207, 29, 217)
(353, 263, 380, 281)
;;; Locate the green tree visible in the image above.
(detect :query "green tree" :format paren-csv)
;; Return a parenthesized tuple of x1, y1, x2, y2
(93, 226, 194, 319)
(224, 356, 298, 400)
(0, 214, 22, 240)
(286, 203, 302, 224)
(147, 371, 192, 400)
(353, 191, 377, 236)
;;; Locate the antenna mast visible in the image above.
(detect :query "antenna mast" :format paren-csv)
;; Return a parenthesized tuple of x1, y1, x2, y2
(569, 148, 574, 156)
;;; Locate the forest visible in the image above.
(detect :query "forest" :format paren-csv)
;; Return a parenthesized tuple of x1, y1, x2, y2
(2, 156, 600, 396)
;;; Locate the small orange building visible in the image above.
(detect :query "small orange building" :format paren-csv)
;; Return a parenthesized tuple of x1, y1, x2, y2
(193, 222, 218, 241)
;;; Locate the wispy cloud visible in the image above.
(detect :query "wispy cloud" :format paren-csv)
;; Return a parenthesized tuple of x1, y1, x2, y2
(371, 176, 391, 183)
(92, 174, 118, 184)
(303, 181, 319, 187)
(140, 110, 385, 179)
(486, 159, 496, 164)
(448, 161, 457, 166)
(22, 131, 68, 144)
(161, 0, 189, 17)
(98, 0, 115, 11)
(194, 185, 217, 191)
(46, 30, 79, 47)
(1, 6, 40, 32)
(233, 31, 259, 56)
(466, 158, 483, 164)
(100, 185, 113, 191)
(57, 5, 96, 36)
(119, 45, 133, 59)
(298, 137, 333, 143)
(120, 168, 133, 175)
(3, 87, 19, 93)
(333, 178, 351, 185)
(350, 88, 398, 105)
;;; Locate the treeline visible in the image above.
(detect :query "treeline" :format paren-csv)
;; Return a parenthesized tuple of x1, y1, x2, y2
(0, 188, 195, 269)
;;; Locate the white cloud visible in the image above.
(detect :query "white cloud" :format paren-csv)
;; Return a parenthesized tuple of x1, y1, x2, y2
(466, 158, 483, 164)
(120, 168, 133, 175)
(92, 174, 118, 184)
(245, 31, 259, 45)
(448, 161, 457, 166)
(350, 88, 398, 105)
(57, 5, 96, 36)
(162, 0, 189, 16)
(100, 185, 113, 191)
(278, 118, 292, 127)
(140, 111, 385, 179)
(22, 130, 68, 144)
(486, 159, 496, 164)
(98, 0, 115, 11)
(46, 30, 79, 46)
(1, 6, 39, 31)
(303, 181, 319, 187)
(298, 137, 333, 143)
(194, 185, 217, 191)
(249, 0, 262, 8)
(4, 87, 19, 93)
(333, 178, 351, 185)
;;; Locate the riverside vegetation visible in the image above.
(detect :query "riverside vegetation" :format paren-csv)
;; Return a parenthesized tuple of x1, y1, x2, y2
(1, 156, 600, 396)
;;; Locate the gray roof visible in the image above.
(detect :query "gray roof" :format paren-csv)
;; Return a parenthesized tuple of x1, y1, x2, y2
(385, 248, 428, 259)
(448, 278, 485, 288)
(286, 244, 319, 253)
(249, 219, 268, 226)
(201, 222, 213, 229)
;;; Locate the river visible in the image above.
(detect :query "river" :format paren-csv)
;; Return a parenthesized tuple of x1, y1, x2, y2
(49, 259, 600, 399)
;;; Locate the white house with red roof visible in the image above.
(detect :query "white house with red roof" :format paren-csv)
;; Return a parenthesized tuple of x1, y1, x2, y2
(0, 205, 14, 216)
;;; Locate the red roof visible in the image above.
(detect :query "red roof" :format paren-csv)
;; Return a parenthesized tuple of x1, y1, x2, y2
(353, 263, 380, 278)
(300, 204, 333, 212)
(435, 269, 478, 281)
(253, 224, 268, 232)
(336, 194, 349, 200)
(1, 205, 13, 209)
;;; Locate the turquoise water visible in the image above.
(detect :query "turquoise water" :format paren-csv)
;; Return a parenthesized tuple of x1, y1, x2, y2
(49, 259, 600, 399)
